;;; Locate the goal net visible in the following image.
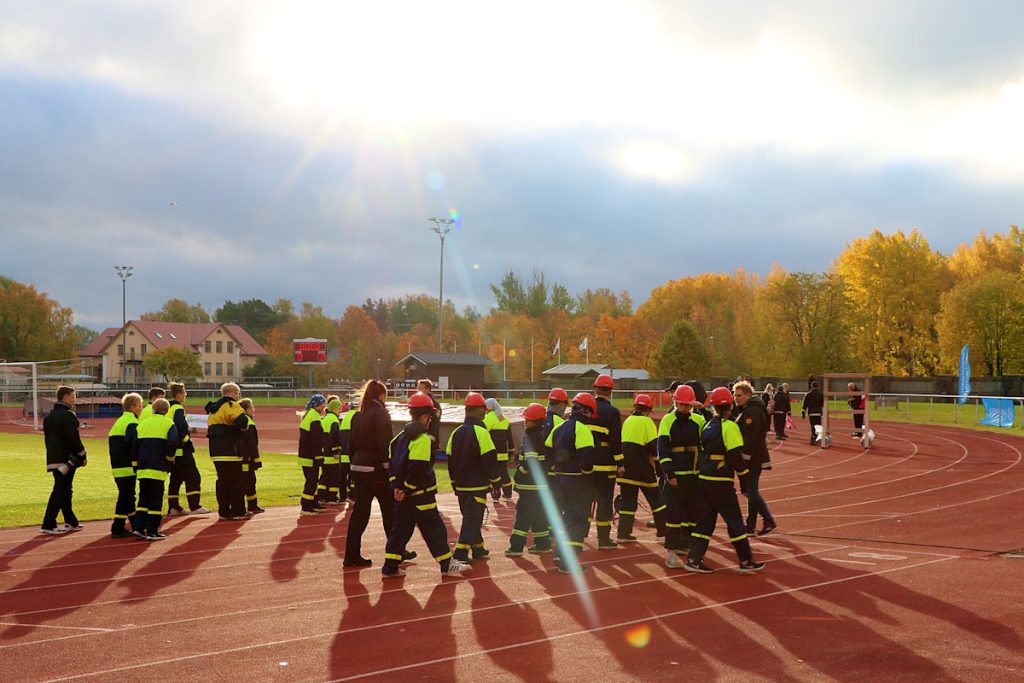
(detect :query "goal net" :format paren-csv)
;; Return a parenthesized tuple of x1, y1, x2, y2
(0, 359, 101, 431)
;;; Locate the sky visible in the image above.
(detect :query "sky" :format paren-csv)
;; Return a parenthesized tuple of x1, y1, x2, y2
(3, 1, 1024, 331)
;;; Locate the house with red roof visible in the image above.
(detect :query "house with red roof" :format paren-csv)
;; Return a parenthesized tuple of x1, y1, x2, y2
(80, 320, 267, 384)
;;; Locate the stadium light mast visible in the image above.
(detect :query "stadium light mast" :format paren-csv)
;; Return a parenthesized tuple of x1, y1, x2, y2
(428, 217, 454, 352)
(114, 265, 134, 384)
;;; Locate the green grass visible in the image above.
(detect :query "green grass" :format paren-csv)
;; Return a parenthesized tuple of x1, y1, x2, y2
(0, 432, 452, 529)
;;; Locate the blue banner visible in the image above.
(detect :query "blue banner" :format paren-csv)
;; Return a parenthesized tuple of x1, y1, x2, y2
(958, 344, 971, 405)
(980, 398, 1015, 428)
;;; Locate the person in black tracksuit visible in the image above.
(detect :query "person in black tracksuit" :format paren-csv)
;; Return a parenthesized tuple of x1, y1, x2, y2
(773, 384, 791, 440)
(802, 381, 824, 444)
(344, 380, 397, 567)
(590, 375, 623, 550)
(238, 398, 264, 513)
(41, 386, 88, 535)
(166, 383, 207, 515)
(382, 392, 469, 578)
(447, 392, 500, 564)
(505, 403, 553, 556)
(848, 383, 866, 436)
(108, 392, 142, 538)
(733, 382, 775, 535)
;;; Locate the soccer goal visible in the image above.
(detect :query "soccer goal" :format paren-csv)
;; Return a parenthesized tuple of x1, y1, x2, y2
(820, 372, 875, 449)
(0, 359, 100, 431)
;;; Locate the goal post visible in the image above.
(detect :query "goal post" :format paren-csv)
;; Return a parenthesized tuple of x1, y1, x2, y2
(0, 361, 40, 431)
(821, 373, 873, 449)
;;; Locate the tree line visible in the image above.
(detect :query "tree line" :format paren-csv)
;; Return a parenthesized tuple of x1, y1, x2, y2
(2, 226, 1021, 381)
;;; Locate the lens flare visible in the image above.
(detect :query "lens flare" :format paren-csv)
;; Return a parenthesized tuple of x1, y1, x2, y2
(448, 207, 460, 225)
(625, 623, 651, 648)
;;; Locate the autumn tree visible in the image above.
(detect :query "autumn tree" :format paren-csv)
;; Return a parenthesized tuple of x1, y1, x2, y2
(947, 226, 1024, 284)
(490, 268, 575, 318)
(937, 271, 1024, 376)
(142, 347, 203, 382)
(834, 229, 950, 376)
(141, 298, 210, 323)
(214, 299, 289, 343)
(0, 276, 78, 361)
(753, 268, 855, 375)
(649, 320, 708, 379)
(337, 306, 383, 379)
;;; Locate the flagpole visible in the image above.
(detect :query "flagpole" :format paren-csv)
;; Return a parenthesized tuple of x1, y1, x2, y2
(502, 337, 507, 383)
(530, 337, 534, 383)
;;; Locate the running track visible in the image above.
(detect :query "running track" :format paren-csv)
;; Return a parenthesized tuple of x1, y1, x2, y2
(1, 421, 1022, 682)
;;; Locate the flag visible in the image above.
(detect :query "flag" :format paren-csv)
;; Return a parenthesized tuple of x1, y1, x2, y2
(579, 336, 588, 351)
(552, 337, 560, 357)
(958, 343, 971, 405)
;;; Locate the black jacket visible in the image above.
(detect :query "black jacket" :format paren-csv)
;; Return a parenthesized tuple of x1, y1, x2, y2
(735, 396, 771, 467)
(349, 399, 393, 475)
(802, 388, 824, 416)
(773, 390, 791, 414)
(44, 403, 86, 470)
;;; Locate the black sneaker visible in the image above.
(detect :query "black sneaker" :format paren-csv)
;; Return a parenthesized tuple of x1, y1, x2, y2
(739, 560, 765, 574)
(145, 532, 167, 542)
(472, 547, 490, 561)
(401, 550, 418, 563)
(343, 557, 373, 567)
(527, 545, 553, 554)
(684, 559, 714, 574)
(597, 539, 619, 550)
(757, 522, 777, 536)
(110, 530, 134, 539)
(616, 533, 638, 543)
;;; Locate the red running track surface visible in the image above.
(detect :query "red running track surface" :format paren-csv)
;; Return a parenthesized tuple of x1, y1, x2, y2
(1, 420, 1023, 681)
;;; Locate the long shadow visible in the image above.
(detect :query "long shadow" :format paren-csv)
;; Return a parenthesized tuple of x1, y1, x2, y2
(469, 564, 554, 681)
(118, 521, 243, 601)
(0, 537, 57, 572)
(270, 515, 334, 583)
(0, 535, 150, 640)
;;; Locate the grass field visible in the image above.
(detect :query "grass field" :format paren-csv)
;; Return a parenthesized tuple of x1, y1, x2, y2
(0, 433, 453, 529)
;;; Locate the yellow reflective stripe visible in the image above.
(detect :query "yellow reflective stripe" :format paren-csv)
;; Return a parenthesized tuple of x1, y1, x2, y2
(616, 478, 658, 487)
(301, 493, 315, 500)
(111, 467, 135, 478)
(242, 464, 250, 472)
(651, 505, 667, 513)
(385, 553, 404, 561)
(297, 457, 314, 467)
(613, 453, 624, 461)
(710, 454, 725, 461)
(729, 533, 749, 542)
(416, 502, 438, 511)
(692, 533, 712, 540)
(246, 495, 257, 501)
(665, 522, 683, 528)
(567, 541, 584, 548)
(618, 510, 636, 516)
(699, 475, 734, 481)
(455, 543, 471, 550)
(211, 456, 243, 462)
(514, 484, 547, 491)
(434, 551, 453, 562)
(595, 521, 612, 527)
(512, 529, 528, 537)
(340, 455, 351, 463)
(455, 485, 489, 492)
(589, 425, 609, 434)
(671, 446, 698, 452)
(592, 465, 618, 472)
(473, 496, 488, 505)
(137, 470, 168, 481)
(496, 452, 509, 462)
(736, 468, 749, 476)
(323, 457, 340, 465)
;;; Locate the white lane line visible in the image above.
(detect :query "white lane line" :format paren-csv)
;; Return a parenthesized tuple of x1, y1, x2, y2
(0, 621, 113, 632)
(827, 558, 877, 566)
(36, 545, 852, 680)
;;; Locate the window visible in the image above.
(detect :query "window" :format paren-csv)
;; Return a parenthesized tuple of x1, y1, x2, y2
(117, 344, 124, 355)
(216, 341, 223, 353)
(155, 332, 163, 339)
(141, 344, 147, 356)
(204, 341, 211, 353)
(126, 366, 132, 376)
(204, 362, 211, 376)
(216, 362, 223, 376)
(227, 362, 234, 376)
(227, 341, 234, 353)
(169, 332, 177, 339)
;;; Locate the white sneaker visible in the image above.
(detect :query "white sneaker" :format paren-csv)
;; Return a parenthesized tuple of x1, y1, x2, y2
(40, 527, 68, 536)
(382, 568, 406, 579)
(443, 559, 471, 576)
(190, 507, 212, 515)
(62, 523, 84, 533)
(665, 551, 683, 569)
(166, 508, 186, 517)
(299, 510, 319, 517)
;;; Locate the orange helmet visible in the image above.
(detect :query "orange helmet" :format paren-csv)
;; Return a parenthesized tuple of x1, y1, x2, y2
(407, 392, 434, 410)
(710, 386, 734, 407)
(593, 374, 614, 389)
(673, 384, 696, 404)
(548, 387, 569, 402)
(572, 392, 598, 414)
(633, 393, 653, 409)
(523, 402, 546, 421)
(464, 392, 486, 408)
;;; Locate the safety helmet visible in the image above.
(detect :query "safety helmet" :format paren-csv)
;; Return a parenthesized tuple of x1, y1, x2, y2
(548, 387, 569, 402)
(709, 386, 734, 407)
(523, 402, 546, 421)
(572, 392, 598, 414)
(407, 392, 434, 410)
(464, 392, 486, 408)
(633, 393, 653, 409)
(593, 374, 614, 389)
(673, 384, 696, 404)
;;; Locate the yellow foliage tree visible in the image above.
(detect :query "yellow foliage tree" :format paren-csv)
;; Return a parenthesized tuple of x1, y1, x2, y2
(936, 271, 1024, 376)
(834, 229, 951, 376)
(947, 226, 1024, 284)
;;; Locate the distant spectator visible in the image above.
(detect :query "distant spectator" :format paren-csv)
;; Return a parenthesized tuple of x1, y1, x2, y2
(41, 386, 87, 535)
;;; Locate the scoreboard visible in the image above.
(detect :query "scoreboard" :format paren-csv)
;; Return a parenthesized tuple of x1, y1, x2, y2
(293, 338, 328, 365)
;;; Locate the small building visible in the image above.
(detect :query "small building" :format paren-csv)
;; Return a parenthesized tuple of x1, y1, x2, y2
(542, 364, 650, 383)
(394, 352, 490, 390)
(80, 320, 267, 384)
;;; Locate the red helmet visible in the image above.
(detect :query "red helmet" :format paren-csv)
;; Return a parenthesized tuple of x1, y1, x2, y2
(633, 393, 653, 409)
(572, 392, 598, 414)
(673, 384, 696, 404)
(407, 392, 434, 410)
(593, 374, 614, 389)
(464, 392, 486, 408)
(710, 386, 734, 407)
(523, 402, 546, 421)
(548, 387, 569, 402)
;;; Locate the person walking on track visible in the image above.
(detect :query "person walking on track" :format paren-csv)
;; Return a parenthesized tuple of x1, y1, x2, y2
(802, 380, 824, 444)
(657, 383, 706, 568)
(505, 402, 553, 556)
(732, 381, 776, 536)
(616, 393, 667, 543)
(546, 393, 597, 574)
(382, 392, 470, 579)
(41, 386, 88, 536)
(484, 397, 515, 500)
(447, 392, 500, 564)
(686, 387, 764, 575)
(590, 374, 623, 550)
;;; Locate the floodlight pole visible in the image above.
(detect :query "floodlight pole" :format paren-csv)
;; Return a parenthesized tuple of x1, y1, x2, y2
(428, 217, 454, 352)
(114, 266, 134, 384)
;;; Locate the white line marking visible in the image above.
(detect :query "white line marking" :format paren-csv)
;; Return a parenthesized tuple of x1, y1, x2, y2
(0, 621, 113, 632)
(828, 558, 876, 566)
